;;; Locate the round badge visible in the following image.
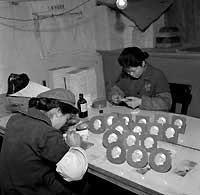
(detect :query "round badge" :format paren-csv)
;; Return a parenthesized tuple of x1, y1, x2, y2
(106, 115, 115, 126)
(104, 113, 119, 128)
(138, 118, 147, 124)
(149, 148, 172, 173)
(174, 119, 183, 128)
(150, 126, 159, 135)
(120, 114, 132, 126)
(127, 146, 148, 168)
(89, 115, 106, 134)
(132, 125, 142, 134)
(157, 117, 166, 125)
(106, 142, 126, 164)
(123, 131, 139, 149)
(165, 127, 175, 138)
(102, 130, 122, 148)
(111, 121, 129, 135)
(144, 137, 155, 149)
(123, 116, 130, 125)
(141, 135, 157, 153)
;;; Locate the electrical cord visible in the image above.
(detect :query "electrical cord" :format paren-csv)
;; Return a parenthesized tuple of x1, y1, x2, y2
(0, 0, 91, 22)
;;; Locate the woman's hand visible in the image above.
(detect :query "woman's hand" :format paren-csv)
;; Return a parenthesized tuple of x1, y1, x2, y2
(111, 94, 123, 104)
(65, 131, 81, 147)
(123, 96, 142, 109)
(109, 85, 125, 104)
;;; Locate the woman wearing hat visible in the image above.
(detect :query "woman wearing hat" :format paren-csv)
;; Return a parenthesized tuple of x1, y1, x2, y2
(109, 47, 172, 111)
(0, 88, 88, 195)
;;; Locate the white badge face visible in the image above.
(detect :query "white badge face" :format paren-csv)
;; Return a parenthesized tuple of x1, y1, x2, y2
(133, 126, 142, 134)
(111, 146, 121, 159)
(154, 153, 166, 166)
(123, 116, 130, 125)
(144, 137, 154, 149)
(94, 119, 102, 130)
(150, 126, 159, 135)
(165, 127, 175, 138)
(132, 150, 143, 162)
(157, 117, 166, 125)
(174, 119, 183, 128)
(108, 133, 118, 144)
(107, 116, 114, 126)
(126, 135, 136, 146)
(115, 125, 124, 134)
(139, 118, 147, 124)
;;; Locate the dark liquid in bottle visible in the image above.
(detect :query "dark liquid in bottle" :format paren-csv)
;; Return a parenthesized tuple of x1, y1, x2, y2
(77, 93, 88, 118)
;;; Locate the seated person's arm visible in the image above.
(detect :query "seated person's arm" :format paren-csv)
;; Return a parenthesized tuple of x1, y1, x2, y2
(140, 92, 172, 111)
(139, 69, 172, 111)
(56, 132, 88, 182)
(38, 129, 87, 182)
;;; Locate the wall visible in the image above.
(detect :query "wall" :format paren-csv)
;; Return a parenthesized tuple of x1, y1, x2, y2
(165, 0, 200, 47)
(0, 3, 45, 93)
(0, 0, 98, 93)
(0, 0, 134, 96)
(0, 0, 164, 101)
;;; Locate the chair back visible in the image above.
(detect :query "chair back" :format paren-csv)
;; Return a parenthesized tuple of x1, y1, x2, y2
(0, 134, 3, 152)
(169, 83, 192, 115)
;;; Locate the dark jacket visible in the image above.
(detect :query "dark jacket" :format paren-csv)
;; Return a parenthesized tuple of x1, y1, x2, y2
(109, 63, 172, 111)
(0, 108, 70, 195)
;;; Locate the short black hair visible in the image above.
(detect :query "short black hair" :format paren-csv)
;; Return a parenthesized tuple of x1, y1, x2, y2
(29, 97, 78, 115)
(118, 47, 149, 68)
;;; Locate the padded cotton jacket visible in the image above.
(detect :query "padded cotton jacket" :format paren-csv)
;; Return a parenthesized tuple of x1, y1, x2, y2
(0, 108, 71, 195)
(109, 63, 172, 111)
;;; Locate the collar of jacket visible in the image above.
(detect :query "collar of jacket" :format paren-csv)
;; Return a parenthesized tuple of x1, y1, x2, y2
(17, 108, 52, 126)
(141, 63, 153, 81)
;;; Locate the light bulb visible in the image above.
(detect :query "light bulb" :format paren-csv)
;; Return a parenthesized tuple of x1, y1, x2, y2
(116, 0, 128, 10)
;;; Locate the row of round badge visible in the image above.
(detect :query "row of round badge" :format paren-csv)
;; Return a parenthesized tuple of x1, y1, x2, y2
(88, 112, 187, 173)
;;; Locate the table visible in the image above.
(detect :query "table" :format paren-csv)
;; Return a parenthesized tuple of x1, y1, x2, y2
(85, 103, 200, 195)
(1, 103, 200, 150)
(1, 104, 200, 195)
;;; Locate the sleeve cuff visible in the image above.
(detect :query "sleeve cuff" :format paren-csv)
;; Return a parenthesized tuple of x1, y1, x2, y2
(56, 147, 88, 182)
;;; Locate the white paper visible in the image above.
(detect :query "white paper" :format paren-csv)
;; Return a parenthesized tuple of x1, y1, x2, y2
(9, 81, 50, 98)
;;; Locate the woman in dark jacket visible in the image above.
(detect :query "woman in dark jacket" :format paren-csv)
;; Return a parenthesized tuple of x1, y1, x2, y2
(0, 88, 88, 195)
(109, 47, 172, 111)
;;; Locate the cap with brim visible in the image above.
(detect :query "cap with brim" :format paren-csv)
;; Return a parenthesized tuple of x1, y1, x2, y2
(37, 88, 78, 112)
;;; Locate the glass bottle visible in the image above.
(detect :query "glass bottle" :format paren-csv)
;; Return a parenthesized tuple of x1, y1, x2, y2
(77, 93, 88, 118)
